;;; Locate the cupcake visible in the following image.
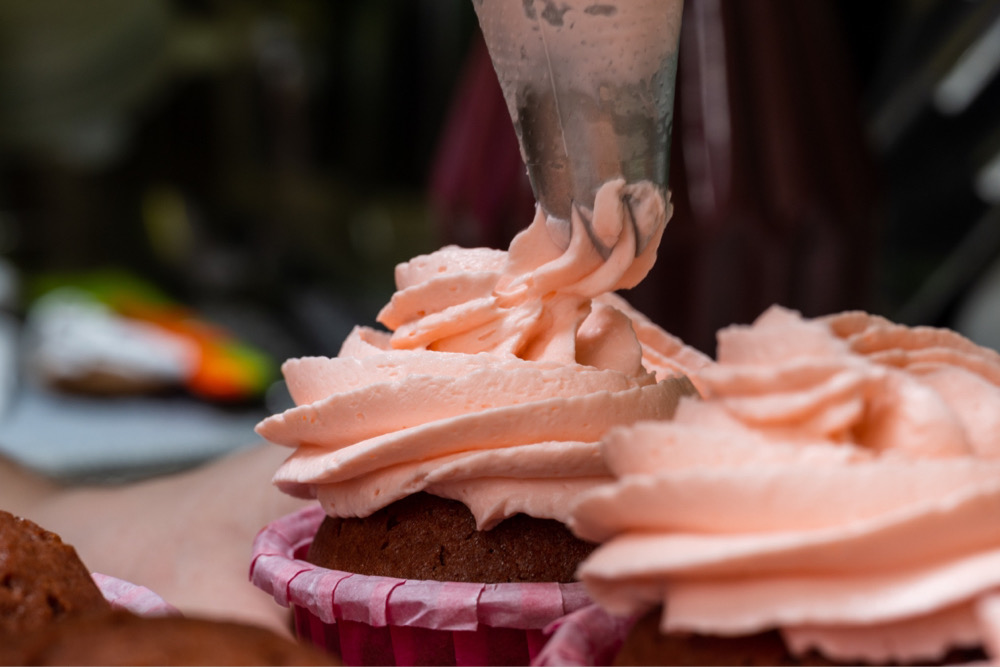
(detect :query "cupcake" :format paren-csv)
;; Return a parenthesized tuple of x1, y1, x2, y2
(0, 509, 111, 636)
(0, 610, 338, 666)
(563, 306, 1000, 665)
(0, 510, 337, 666)
(252, 180, 708, 665)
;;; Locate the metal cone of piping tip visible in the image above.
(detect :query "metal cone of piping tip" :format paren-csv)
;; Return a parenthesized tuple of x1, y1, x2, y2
(472, 0, 683, 225)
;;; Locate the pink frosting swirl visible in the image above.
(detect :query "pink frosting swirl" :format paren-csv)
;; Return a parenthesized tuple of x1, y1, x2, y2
(380, 179, 671, 373)
(257, 181, 707, 529)
(571, 305, 1000, 664)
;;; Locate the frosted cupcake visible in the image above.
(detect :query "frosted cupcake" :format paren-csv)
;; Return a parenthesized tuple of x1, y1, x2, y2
(252, 180, 707, 665)
(565, 306, 1000, 665)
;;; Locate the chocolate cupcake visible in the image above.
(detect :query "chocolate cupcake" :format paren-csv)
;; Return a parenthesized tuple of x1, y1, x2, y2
(0, 510, 110, 636)
(253, 181, 707, 665)
(0, 610, 338, 666)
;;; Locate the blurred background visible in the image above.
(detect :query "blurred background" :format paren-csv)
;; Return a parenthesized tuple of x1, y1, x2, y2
(1, 0, 999, 480)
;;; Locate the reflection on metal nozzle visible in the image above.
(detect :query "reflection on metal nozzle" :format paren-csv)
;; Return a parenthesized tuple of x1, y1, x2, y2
(472, 0, 684, 222)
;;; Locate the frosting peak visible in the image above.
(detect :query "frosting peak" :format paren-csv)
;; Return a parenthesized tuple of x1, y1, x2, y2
(378, 179, 667, 372)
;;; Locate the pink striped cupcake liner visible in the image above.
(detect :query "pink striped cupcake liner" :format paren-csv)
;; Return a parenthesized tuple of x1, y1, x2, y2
(251, 504, 591, 666)
(531, 603, 633, 666)
(92, 573, 179, 617)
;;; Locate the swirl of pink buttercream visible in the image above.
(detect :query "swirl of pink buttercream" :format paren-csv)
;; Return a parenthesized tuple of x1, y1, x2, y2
(571, 306, 1000, 664)
(379, 179, 671, 375)
(258, 181, 705, 528)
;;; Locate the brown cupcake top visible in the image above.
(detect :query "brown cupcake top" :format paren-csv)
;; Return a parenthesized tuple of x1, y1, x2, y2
(0, 610, 340, 666)
(0, 509, 110, 636)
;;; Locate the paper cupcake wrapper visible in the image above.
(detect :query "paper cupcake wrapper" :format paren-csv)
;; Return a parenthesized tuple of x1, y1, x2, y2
(531, 603, 633, 666)
(251, 504, 592, 666)
(92, 573, 180, 617)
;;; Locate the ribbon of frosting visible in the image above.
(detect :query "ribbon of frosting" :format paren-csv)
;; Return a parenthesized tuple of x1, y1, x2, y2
(571, 305, 1000, 663)
(379, 179, 670, 372)
(258, 180, 707, 529)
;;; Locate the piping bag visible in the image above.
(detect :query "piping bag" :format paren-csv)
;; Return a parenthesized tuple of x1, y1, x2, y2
(471, 0, 684, 250)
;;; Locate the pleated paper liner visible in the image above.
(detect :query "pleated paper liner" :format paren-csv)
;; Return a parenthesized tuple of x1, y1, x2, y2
(251, 504, 592, 666)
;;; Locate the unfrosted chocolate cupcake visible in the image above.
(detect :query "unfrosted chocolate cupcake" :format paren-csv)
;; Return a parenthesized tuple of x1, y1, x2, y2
(307, 492, 595, 584)
(0, 510, 110, 636)
(0, 610, 339, 666)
